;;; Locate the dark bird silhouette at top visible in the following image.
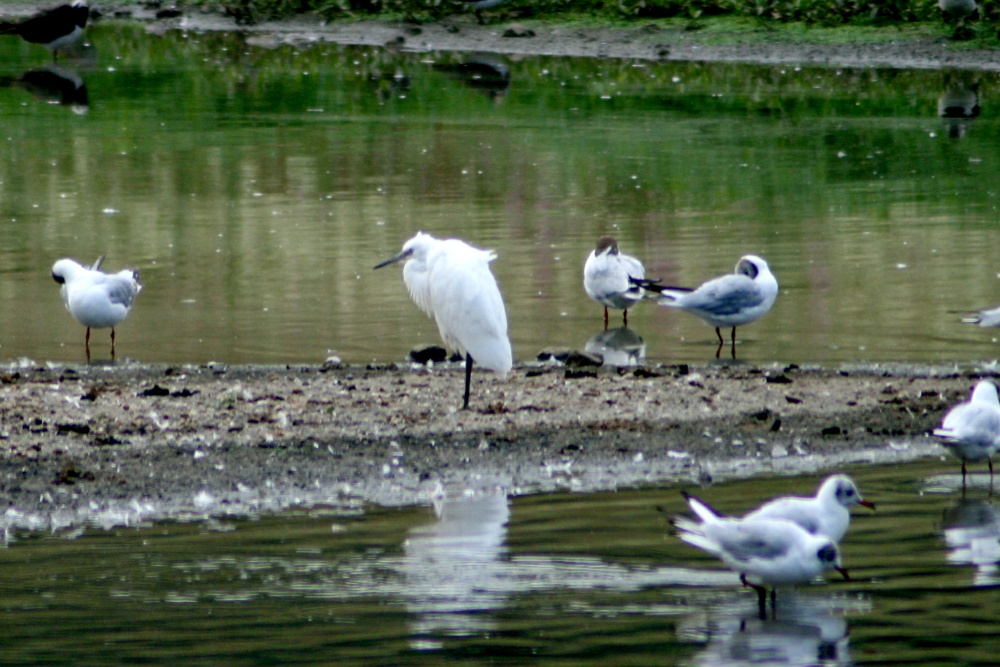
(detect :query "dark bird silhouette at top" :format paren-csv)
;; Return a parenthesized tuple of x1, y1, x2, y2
(0, 0, 89, 61)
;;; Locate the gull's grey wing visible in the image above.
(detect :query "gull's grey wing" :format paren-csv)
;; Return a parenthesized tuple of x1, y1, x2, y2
(683, 275, 763, 316)
(101, 272, 140, 308)
(713, 521, 791, 562)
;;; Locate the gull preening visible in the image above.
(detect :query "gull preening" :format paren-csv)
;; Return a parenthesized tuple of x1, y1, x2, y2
(583, 236, 645, 329)
(672, 491, 848, 614)
(374, 232, 512, 410)
(51, 256, 142, 360)
(633, 254, 777, 358)
(744, 475, 875, 544)
(933, 380, 1000, 484)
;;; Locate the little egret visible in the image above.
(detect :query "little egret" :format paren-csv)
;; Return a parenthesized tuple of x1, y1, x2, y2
(51, 256, 142, 360)
(583, 236, 645, 329)
(633, 254, 777, 358)
(374, 232, 512, 410)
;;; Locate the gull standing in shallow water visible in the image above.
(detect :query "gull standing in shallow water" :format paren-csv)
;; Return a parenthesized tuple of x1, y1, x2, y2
(51, 256, 141, 360)
(374, 232, 512, 410)
(583, 236, 645, 329)
(633, 254, 778, 358)
(933, 380, 1000, 485)
(744, 475, 875, 544)
(672, 491, 848, 615)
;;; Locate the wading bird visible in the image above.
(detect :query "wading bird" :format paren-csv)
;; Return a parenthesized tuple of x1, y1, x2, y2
(0, 0, 89, 61)
(940, 0, 977, 38)
(583, 236, 645, 329)
(933, 380, 1000, 485)
(633, 255, 777, 358)
(51, 256, 142, 361)
(374, 232, 512, 410)
(744, 475, 875, 544)
(672, 491, 848, 616)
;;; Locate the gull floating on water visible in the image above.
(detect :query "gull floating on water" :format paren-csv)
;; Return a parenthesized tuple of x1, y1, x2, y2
(51, 256, 142, 360)
(933, 379, 1000, 485)
(583, 236, 645, 329)
(633, 254, 778, 358)
(672, 491, 848, 614)
(744, 475, 875, 544)
(374, 231, 512, 410)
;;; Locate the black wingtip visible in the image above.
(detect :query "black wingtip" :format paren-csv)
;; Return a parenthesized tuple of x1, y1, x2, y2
(680, 489, 726, 517)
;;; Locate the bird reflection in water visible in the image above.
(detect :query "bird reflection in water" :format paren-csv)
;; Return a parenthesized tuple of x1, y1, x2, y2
(938, 72, 980, 139)
(584, 327, 646, 367)
(677, 595, 864, 667)
(433, 54, 510, 103)
(0, 63, 88, 113)
(401, 492, 509, 645)
(942, 496, 1000, 586)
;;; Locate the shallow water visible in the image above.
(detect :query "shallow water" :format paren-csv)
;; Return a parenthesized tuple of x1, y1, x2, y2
(2, 457, 999, 665)
(0, 24, 997, 366)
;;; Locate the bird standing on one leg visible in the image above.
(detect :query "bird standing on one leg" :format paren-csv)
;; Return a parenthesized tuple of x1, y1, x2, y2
(51, 256, 142, 361)
(374, 232, 512, 410)
(0, 0, 89, 62)
(583, 236, 645, 329)
(633, 255, 777, 358)
(933, 380, 1000, 486)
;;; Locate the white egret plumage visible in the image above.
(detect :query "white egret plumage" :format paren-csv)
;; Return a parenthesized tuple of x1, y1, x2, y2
(933, 380, 1000, 484)
(672, 491, 848, 613)
(744, 475, 875, 544)
(633, 254, 778, 357)
(51, 256, 142, 360)
(583, 236, 645, 329)
(374, 232, 512, 410)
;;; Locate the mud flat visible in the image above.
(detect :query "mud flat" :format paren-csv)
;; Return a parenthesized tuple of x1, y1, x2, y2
(0, 359, 982, 531)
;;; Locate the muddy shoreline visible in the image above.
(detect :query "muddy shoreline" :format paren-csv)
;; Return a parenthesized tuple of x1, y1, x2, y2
(0, 359, 982, 531)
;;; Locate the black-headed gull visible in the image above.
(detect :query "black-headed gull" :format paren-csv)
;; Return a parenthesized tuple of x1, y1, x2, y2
(374, 232, 512, 410)
(933, 380, 1000, 484)
(633, 255, 777, 357)
(51, 256, 141, 360)
(961, 305, 1000, 328)
(744, 475, 875, 544)
(583, 236, 645, 329)
(673, 491, 848, 612)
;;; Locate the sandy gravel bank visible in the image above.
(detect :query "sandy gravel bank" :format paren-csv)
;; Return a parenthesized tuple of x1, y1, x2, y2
(0, 359, 981, 531)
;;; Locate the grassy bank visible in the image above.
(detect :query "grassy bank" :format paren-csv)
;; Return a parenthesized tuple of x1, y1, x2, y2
(188, 0, 998, 40)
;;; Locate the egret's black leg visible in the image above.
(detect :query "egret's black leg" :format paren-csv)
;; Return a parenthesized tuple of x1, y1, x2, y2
(85, 327, 91, 362)
(463, 353, 473, 410)
(111, 328, 116, 359)
(603, 306, 609, 330)
(623, 309, 628, 328)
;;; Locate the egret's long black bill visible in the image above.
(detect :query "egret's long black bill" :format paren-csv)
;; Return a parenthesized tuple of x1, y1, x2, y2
(373, 248, 413, 270)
